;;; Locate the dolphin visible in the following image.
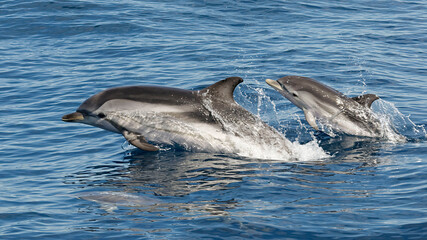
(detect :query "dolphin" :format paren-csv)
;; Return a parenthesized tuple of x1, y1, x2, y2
(62, 77, 292, 156)
(266, 76, 401, 138)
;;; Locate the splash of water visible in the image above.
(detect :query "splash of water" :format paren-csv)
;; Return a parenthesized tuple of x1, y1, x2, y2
(351, 56, 371, 95)
(233, 83, 329, 161)
(345, 57, 421, 141)
(200, 93, 295, 160)
(372, 99, 426, 140)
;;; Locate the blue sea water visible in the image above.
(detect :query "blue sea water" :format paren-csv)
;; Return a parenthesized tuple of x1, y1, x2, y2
(1, 0, 426, 239)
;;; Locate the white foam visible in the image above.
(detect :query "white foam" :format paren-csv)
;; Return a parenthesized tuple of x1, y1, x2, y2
(289, 139, 330, 161)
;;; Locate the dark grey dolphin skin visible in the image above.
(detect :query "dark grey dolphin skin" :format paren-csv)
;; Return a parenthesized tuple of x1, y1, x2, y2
(266, 76, 400, 138)
(63, 77, 292, 154)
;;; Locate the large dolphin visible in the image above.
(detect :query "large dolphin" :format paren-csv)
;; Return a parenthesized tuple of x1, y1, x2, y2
(266, 76, 401, 139)
(62, 77, 292, 157)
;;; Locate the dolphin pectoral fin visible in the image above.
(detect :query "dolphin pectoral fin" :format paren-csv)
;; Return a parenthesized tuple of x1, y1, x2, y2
(352, 94, 379, 108)
(122, 130, 159, 151)
(106, 117, 158, 151)
(304, 110, 319, 131)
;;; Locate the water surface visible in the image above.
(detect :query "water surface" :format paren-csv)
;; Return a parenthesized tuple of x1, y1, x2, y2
(0, 0, 426, 239)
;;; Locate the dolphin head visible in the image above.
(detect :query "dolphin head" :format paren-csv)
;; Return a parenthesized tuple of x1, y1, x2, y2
(62, 91, 121, 133)
(62, 110, 119, 133)
(62, 85, 198, 135)
(266, 76, 344, 111)
(266, 76, 312, 110)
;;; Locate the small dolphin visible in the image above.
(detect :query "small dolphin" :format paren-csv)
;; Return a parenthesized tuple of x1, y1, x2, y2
(266, 76, 400, 138)
(63, 77, 292, 156)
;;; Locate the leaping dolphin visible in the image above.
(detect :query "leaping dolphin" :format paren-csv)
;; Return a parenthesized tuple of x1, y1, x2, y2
(266, 76, 401, 139)
(62, 77, 292, 157)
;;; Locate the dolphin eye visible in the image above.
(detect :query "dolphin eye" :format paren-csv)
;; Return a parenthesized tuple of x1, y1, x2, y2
(292, 93, 298, 97)
(97, 113, 106, 118)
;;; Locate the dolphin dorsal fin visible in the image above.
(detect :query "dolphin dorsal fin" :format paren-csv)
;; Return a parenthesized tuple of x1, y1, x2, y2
(352, 94, 379, 108)
(200, 77, 243, 102)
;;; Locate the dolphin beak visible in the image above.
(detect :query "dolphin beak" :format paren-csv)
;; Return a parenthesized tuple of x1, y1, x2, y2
(265, 79, 284, 91)
(62, 112, 84, 122)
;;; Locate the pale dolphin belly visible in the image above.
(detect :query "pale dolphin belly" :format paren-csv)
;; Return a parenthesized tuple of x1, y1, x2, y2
(105, 110, 230, 152)
(105, 109, 293, 159)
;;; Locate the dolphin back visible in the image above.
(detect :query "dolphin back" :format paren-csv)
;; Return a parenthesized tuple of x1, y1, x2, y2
(77, 85, 196, 113)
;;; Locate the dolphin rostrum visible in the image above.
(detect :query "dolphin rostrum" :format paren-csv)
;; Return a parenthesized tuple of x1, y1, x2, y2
(266, 76, 402, 139)
(63, 77, 292, 157)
